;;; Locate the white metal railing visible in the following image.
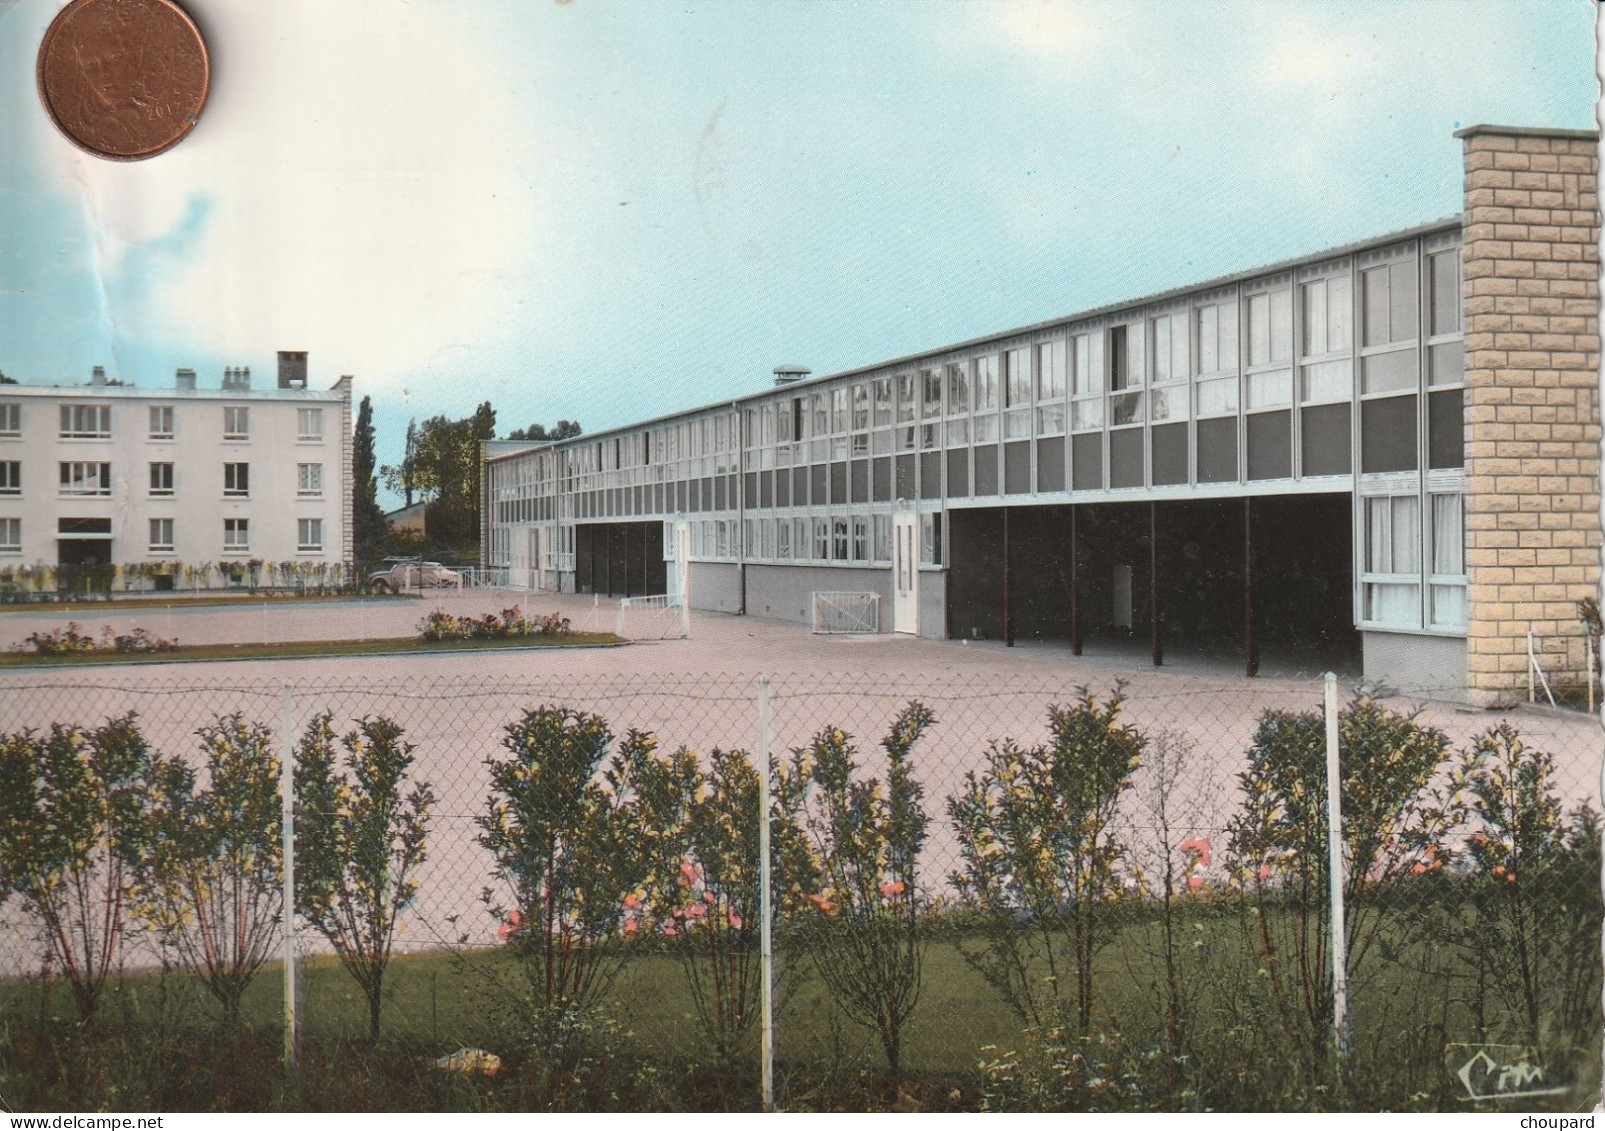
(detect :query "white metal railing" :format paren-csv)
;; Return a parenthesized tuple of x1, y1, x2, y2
(615, 592, 688, 639)
(811, 591, 882, 634)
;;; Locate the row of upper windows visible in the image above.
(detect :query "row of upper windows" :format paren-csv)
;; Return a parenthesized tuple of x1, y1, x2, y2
(0, 460, 324, 497)
(0, 516, 326, 554)
(0, 403, 326, 442)
(510, 247, 1461, 483)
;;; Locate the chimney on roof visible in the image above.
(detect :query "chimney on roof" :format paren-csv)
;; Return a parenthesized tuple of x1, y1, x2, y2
(222, 365, 251, 391)
(277, 350, 308, 389)
(175, 368, 196, 391)
(773, 364, 811, 387)
(90, 365, 106, 386)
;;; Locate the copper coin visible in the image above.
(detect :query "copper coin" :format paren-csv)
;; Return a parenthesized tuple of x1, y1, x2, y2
(36, 0, 210, 161)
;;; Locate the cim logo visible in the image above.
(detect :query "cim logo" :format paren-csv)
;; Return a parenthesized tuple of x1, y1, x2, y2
(1450, 1044, 1578, 1102)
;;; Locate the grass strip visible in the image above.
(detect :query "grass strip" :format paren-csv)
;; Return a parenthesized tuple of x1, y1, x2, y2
(0, 632, 624, 669)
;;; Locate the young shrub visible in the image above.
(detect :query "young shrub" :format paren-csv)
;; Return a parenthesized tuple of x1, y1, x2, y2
(294, 713, 435, 1041)
(0, 715, 150, 1023)
(477, 707, 673, 1054)
(947, 686, 1143, 1034)
(1226, 695, 1453, 1059)
(776, 701, 934, 1076)
(1458, 723, 1602, 1044)
(137, 714, 283, 1028)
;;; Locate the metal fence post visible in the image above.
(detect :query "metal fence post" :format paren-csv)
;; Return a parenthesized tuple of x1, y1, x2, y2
(1323, 672, 1351, 1059)
(758, 675, 775, 1111)
(281, 681, 300, 1072)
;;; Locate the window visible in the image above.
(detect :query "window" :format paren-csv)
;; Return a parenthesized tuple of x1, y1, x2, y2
(297, 462, 323, 496)
(920, 512, 943, 565)
(1299, 273, 1353, 403)
(297, 408, 324, 441)
(1150, 313, 1189, 422)
(0, 462, 17, 496)
(298, 518, 324, 552)
(1362, 494, 1421, 628)
(832, 518, 848, 561)
(974, 354, 999, 442)
(224, 462, 250, 497)
(59, 461, 111, 496)
(920, 369, 943, 419)
(1425, 249, 1463, 387)
(1194, 296, 1240, 418)
(1036, 339, 1067, 401)
(0, 403, 17, 437)
(149, 462, 174, 496)
(223, 405, 250, 439)
(0, 518, 17, 553)
(1428, 492, 1466, 630)
(944, 363, 969, 415)
(224, 517, 250, 552)
(149, 518, 174, 552)
(1360, 257, 1418, 394)
(1108, 325, 1144, 426)
(149, 405, 174, 439)
(60, 404, 111, 438)
(812, 517, 829, 561)
(1245, 289, 1293, 410)
(1070, 331, 1104, 431)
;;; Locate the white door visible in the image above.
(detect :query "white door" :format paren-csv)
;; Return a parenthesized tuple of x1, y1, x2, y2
(892, 512, 919, 634)
(527, 528, 542, 591)
(666, 521, 692, 607)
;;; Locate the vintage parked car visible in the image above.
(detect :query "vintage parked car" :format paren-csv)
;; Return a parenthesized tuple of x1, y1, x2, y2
(367, 559, 463, 592)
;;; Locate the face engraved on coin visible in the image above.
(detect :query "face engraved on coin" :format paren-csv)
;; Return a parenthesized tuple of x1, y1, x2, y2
(37, 0, 210, 161)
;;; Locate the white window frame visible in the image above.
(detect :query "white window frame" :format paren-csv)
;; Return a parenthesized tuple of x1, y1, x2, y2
(60, 403, 111, 439)
(223, 517, 250, 553)
(0, 461, 17, 496)
(1360, 489, 1423, 630)
(297, 517, 324, 553)
(223, 405, 250, 440)
(0, 403, 18, 437)
(0, 517, 18, 553)
(224, 462, 250, 498)
(297, 407, 324, 442)
(149, 462, 174, 497)
(149, 405, 175, 440)
(59, 461, 111, 496)
(149, 517, 175, 553)
(297, 462, 323, 497)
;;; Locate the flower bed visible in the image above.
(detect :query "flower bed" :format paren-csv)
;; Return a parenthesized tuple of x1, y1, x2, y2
(418, 605, 570, 642)
(21, 622, 179, 655)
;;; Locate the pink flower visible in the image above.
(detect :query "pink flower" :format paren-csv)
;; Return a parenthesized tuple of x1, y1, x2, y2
(623, 893, 640, 910)
(685, 903, 707, 919)
(878, 880, 906, 899)
(623, 919, 639, 936)
(497, 909, 523, 943)
(728, 912, 743, 929)
(703, 890, 717, 905)
(663, 924, 678, 937)
(1179, 838, 1212, 869)
(1186, 876, 1205, 893)
(1256, 864, 1272, 883)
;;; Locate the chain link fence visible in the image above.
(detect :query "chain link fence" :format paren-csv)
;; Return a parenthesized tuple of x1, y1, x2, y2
(0, 671, 1599, 1111)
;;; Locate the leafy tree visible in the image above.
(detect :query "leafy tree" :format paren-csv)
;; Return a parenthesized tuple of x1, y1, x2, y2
(777, 702, 934, 1075)
(352, 396, 387, 566)
(506, 419, 582, 442)
(380, 403, 496, 550)
(0, 716, 150, 1024)
(0, 370, 15, 384)
(137, 715, 283, 1028)
(295, 713, 434, 1041)
(1226, 695, 1453, 1060)
(948, 688, 1143, 1034)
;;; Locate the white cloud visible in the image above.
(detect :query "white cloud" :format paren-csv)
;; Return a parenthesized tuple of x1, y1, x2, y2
(982, 0, 1105, 61)
(34, 0, 546, 388)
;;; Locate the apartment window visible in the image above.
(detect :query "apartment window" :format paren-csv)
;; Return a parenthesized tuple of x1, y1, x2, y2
(1245, 288, 1293, 410)
(812, 517, 829, 561)
(0, 403, 18, 437)
(0, 462, 17, 496)
(224, 517, 250, 552)
(149, 462, 174, 496)
(297, 517, 324, 552)
(149, 518, 174, 553)
(1428, 492, 1466, 630)
(1150, 313, 1190, 422)
(1195, 299, 1239, 418)
(1070, 331, 1104, 431)
(297, 462, 323, 496)
(1037, 339, 1067, 401)
(1299, 273, 1353, 403)
(60, 403, 111, 438)
(223, 405, 250, 439)
(1362, 493, 1421, 628)
(59, 461, 111, 496)
(297, 407, 324, 441)
(1108, 325, 1144, 426)
(149, 405, 174, 439)
(832, 518, 849, 561)
(1425, 249, 1463, 387)
(0, 518, 17, 553)
(921, 512, 943, 566)
(973, 354, 999, 443)
(1360, 258, 1418, 394)
(224, 462, 250, 497)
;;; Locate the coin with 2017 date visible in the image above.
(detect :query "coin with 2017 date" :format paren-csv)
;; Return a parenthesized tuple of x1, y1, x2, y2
(36, 0, 210, 161)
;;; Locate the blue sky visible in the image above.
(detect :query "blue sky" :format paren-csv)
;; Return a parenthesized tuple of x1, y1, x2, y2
(0, 0, 1597, 506)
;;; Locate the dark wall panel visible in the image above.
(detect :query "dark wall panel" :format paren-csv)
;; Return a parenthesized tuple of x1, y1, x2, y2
(1428, 388, 1464, 469)
(1301, 403, 1351, 476)
(946, 449, 969, 498)
(896, 454, 917, 500)
(792, 466, 808, 507)
(775, 471, 790, 508)
(920, 452, 942, 500)
(1110, 429, 1143, 488)
(830, 462, 847, 505)
(851, 460, 869, 503)
(1072, 434, 1103, 490)
(1197, 418, 1237, 483)
(1246, 410, 1292, 481)
(1361, 394, 1418, 473)
(1004, 441, 1030, 495)
(873, 457, 891, 502)
(760, 471, 773, 508)
(810, 465, 827, 506)
(1151, 422, 1187, 485)
(1037, 436, 1065, 493)
(973, 445, 998, 497)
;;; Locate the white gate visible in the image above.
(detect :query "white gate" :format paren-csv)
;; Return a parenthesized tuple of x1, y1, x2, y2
(811, 591, 882, 634)
(892, 512, 919, 635)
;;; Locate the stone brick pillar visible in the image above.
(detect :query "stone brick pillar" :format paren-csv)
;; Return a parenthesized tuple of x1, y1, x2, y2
(1458, 125, 1601, 702)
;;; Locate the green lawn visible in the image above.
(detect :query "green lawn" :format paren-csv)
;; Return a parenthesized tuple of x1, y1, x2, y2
(0, 632, 624, 668)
